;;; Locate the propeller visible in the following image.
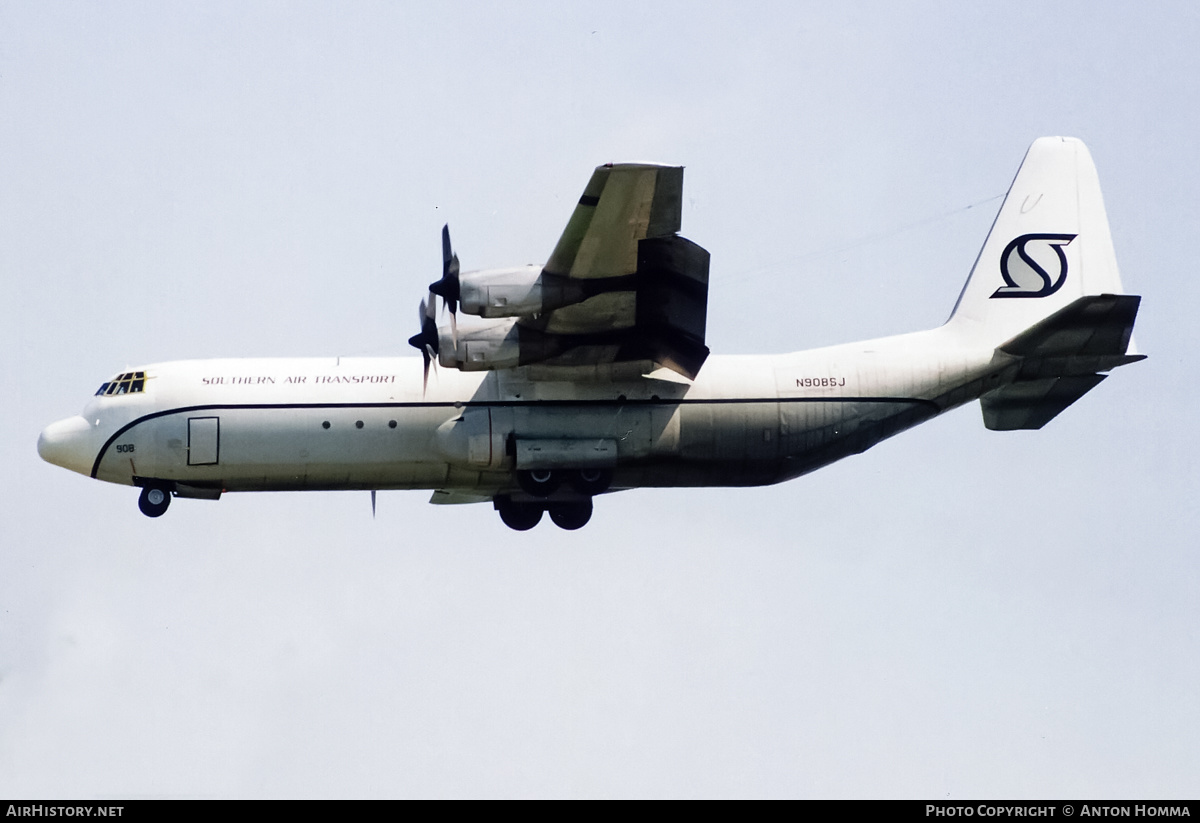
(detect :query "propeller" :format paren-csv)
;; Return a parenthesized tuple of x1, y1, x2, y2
(428, 224, 460, 344)
(407, 297, 439, 392)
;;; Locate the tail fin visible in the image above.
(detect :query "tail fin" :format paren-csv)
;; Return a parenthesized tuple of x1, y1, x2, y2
(947, 136, 1129, 347)
(947, 137, 1145, 430)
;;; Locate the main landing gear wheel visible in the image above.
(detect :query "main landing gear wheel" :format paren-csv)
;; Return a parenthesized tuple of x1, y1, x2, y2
(138, 486, 171, 518)
(548, 499, 593, 530)
(495, 497, 543, 531)
(570, 468, 612, 496)
(517, 469, 561, 498)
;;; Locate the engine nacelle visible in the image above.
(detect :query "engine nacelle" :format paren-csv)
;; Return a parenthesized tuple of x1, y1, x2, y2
(438, 318, 522, 371)
(459, 266, 593, 318)
(459, 266, 542, 317)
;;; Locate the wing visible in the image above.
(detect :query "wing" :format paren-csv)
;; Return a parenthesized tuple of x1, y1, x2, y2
(544, 163, 685, 281)
(528, 164, 711, 378)
(435, 164, 711, 380)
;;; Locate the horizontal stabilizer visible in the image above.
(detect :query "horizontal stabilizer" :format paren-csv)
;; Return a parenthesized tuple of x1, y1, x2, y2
(981, 294, 1143, 430)
(999, 294, 1141, 359)
(982, 374, 1107, 431)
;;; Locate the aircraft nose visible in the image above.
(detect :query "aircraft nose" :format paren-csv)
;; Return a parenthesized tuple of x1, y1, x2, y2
(38, 415, 96, 476)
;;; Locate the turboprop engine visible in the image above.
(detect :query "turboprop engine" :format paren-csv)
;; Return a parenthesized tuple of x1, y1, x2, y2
(436, 317, 594, 371)
(415, 226, 603, 377)
(437, 318, 522, 371)
(458, 266, 543, 317)
(452, 265, 603, 318)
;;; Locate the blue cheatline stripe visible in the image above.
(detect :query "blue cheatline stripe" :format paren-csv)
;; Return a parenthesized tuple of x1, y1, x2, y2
(90, 396, 939, 478)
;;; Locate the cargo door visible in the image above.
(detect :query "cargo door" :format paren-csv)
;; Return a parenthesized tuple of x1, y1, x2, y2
(187, 417, 220, 466)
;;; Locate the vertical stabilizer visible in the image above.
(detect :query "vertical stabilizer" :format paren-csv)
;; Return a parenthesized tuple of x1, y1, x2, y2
(947, 137, 1127, 347)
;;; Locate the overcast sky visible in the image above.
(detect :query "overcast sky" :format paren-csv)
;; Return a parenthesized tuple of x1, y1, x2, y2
(2, 0, 1197, 798)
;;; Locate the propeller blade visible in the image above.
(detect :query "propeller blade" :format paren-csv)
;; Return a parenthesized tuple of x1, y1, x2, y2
(408, 297, 440, 396)
(430, 224, 461, 331)
(409, 298, 429, 348)
(371, 489, 376, 519)
(412, 226, 459, 397)
(407, 300, 439, 349)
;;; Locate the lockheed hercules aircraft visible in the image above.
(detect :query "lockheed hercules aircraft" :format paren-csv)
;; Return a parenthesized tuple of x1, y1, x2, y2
(39, 137, 1143, 530)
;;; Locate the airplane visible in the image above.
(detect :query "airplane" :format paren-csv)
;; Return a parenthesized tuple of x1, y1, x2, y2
(38, 137, 1144, 530)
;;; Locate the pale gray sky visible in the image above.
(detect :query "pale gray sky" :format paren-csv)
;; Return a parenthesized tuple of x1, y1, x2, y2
(2, 0, 1197, 798)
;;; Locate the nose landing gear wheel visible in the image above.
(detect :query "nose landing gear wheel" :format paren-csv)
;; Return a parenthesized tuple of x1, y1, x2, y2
(495, 497, 544, 531)
(548, 499, 593, 530)
(138, 486, 171, 518)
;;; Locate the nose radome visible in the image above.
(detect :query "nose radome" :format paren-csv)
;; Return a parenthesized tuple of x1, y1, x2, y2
(38, 415, 95, 476)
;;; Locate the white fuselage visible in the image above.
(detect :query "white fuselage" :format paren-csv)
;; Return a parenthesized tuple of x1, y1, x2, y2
(39, 325, 1002, 498)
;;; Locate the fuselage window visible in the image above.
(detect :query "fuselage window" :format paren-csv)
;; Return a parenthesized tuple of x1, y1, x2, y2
(96, 371, 146, 396)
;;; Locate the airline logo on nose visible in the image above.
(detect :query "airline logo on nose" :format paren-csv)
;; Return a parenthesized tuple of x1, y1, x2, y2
(991, 233, 1077, 298)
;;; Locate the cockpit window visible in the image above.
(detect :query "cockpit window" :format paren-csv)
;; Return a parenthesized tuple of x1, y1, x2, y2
(95, 371, 146, 396)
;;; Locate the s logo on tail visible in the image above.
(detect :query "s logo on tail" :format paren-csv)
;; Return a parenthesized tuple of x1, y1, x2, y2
(991, 233, 1077, 298)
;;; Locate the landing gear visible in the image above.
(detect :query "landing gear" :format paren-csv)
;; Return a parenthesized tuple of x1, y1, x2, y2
(495, 496, 543, 531)
(548, 499, 593, 530)
(500, 467, 610, 530)
(518, 468, 611, 498)
(517, 468, 561, 498)
(569, 468, 612, 496)
(138, 485, 171, 518)
(494, 495, 595, 531)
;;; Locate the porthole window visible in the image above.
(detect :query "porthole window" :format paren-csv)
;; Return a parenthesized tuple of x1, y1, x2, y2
(355, 420, 364, 429)
(388, 420, 397, 429)
(322, 421, 331, 429)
